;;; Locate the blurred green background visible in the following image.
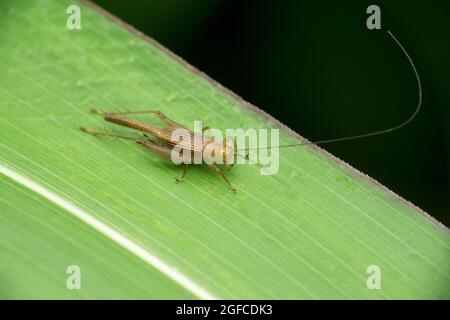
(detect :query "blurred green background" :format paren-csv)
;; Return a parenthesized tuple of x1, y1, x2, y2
(93, 0, 450, 227)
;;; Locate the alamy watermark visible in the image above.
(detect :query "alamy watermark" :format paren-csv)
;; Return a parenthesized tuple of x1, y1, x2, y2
(366, 264, 381, 290)
(169, 121, 280, 175)
(66, 5, 81, 30)
(66, 265, 81, 290)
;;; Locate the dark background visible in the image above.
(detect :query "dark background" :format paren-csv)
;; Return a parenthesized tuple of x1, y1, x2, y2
(93, 0, 450, 227)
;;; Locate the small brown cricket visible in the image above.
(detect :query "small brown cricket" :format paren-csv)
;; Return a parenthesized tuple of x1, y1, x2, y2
(80, 109, 240, 192)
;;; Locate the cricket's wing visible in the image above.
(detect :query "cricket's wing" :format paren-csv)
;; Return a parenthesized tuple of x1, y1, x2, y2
(160, 127, 205, 153)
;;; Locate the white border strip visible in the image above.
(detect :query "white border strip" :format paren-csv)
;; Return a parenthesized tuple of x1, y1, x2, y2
(0, 163, 217, 300)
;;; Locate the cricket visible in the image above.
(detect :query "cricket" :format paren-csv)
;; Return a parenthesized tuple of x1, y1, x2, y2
(80, 30, 421, 193)
(80, 109, 241, 192)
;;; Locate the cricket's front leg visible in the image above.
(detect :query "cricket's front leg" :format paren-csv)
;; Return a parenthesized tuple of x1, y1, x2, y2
(136, 140, 189, 184)
(175, 164, 189, 184)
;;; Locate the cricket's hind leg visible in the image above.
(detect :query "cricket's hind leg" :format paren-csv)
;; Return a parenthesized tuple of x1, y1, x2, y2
(136, 140, 189, 184)
(90, 108, 187, 129)
(142, 133, 169, 147)
(80, 127, 136, 141)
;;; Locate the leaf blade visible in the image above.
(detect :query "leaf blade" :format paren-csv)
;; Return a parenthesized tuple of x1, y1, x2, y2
(0, 0, 448, 299)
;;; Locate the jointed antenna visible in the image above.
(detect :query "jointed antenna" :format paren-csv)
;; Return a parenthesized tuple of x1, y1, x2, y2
(239, 30, 422, 151)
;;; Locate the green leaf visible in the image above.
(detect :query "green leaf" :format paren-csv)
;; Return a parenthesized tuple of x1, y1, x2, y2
(0, 0, 449, 299)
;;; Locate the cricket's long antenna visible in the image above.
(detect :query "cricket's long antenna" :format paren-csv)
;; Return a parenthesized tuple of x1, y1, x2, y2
(238, 30, 422, 151)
